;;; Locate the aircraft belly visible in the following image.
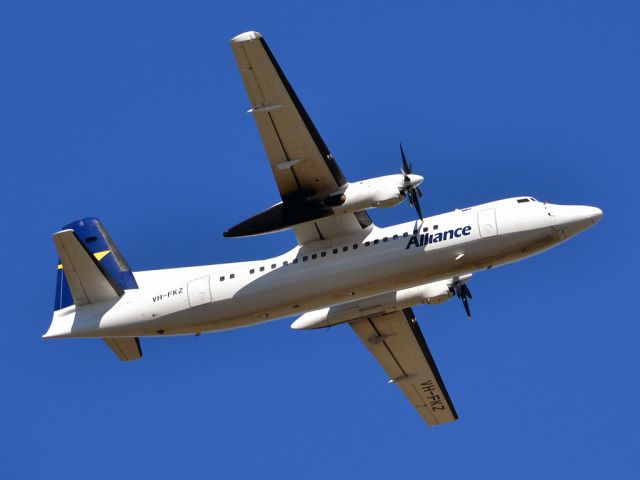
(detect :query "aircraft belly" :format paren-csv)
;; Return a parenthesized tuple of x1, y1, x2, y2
(202, 227, 560, 332)
(77, 226, 560, 337)
(162, 238, 498, 334)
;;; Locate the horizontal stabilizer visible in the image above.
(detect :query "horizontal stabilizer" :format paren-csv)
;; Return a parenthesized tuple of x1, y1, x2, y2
(103, 337, 142, 361)
(53, 229, 123, 307)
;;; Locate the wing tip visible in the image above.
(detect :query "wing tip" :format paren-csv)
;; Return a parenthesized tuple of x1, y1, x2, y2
(230, 31, 263, 44)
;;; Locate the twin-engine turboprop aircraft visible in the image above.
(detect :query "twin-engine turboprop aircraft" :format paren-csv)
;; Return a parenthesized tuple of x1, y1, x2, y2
(46, 31, 602, 427)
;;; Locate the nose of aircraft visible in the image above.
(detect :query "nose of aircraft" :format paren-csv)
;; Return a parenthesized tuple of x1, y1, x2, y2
(553, 204, 603, 238)
(576, 205, 603, 224)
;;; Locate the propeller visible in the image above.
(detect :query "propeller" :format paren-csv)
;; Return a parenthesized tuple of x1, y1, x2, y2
(400, 143, 424, 220)
(450, 276, 473, 319)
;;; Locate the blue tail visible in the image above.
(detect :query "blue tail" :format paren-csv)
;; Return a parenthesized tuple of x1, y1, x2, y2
(54, 217, 138, 310)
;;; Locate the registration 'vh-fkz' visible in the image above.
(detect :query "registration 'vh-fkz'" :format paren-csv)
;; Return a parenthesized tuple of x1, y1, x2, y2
(46, 31, 602, 427)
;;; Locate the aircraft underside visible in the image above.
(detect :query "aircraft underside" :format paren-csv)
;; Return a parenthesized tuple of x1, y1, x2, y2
(46, 30, 602, 427)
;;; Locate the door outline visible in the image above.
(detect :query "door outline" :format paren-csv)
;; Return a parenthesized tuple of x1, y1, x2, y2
(187, 276, 212, 307)
(477, 208, 498, 238)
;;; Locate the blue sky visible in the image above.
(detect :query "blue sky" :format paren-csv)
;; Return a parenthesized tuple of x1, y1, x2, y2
(1, 1, 638, 478)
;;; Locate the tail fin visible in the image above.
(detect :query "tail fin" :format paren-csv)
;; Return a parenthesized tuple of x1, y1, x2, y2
(53, 217, 138, 310)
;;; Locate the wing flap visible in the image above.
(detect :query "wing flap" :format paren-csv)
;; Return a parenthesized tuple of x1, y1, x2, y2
(350, 308, 458, 426)
(293, 212, 373, 244)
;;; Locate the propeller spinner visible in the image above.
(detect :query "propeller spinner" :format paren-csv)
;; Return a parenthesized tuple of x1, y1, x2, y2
(400, 143, 424, 220)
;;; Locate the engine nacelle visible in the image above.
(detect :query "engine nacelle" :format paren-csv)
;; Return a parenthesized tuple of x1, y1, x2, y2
(326, 174, 421, 215)
(291, 275, 471, 330)
(225, 173, 423, 238)
(418, 281, 454, 305)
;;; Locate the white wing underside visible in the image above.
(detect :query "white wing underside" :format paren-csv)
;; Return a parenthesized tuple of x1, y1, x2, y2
(350, 308, 458, 426)
(230, 31, 373, 244)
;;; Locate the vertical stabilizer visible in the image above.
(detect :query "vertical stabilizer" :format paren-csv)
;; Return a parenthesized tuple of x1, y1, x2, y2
(54, 218, 138, 310)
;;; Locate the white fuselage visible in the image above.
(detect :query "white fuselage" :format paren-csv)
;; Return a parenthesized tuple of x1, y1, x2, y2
(44, 197, 602, 339)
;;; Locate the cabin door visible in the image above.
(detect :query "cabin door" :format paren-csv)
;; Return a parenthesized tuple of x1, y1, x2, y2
(477, 208, 498, 238)
(187, 276, 212, 307)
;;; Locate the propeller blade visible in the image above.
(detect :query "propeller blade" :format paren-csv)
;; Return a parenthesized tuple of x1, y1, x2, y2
(399, 142, 424, 221)
(400, 143, 411, 176)
(412, 191, 424, 220)
(452, 278, 472, 319)
(461, 295, 472, 319)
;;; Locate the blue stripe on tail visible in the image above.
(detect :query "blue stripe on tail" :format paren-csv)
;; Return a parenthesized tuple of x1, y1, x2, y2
(54, 217, 138, 310)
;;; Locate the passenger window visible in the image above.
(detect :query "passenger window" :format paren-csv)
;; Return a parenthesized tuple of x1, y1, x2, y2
(230, 274, 235, 279)
(292, 258, 298, 264)
(250, 269, 255, 274)
(383, 237, 388, 242)
(422, 227, 428, 232)
(365, 241, 370, 246)
(220, 276, 225, 282)
(433, 225, 439, 230)
(353, 244, 358, 249)
(343, 246, 348, 252)
(393, 234, 398, 240)
(283, 261, 288, 266)
(403, 232, 408, 237)
(333, 248, 338, 254)
(321, 251, 326, 257)
(303, 256, 308, 262)
(271, 264, 276, 269)
(373, 239, 379, 245)
(312, 253, 317, 259)
(260, 266, 265, 272)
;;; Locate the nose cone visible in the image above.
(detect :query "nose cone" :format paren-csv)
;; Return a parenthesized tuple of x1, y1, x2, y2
(587, 206, 603, 224)
(554, 205, 603, 238)
(572, 205, 603, 225)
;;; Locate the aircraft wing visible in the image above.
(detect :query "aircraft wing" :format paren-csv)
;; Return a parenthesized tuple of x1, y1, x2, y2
(229, 31, 373, 243)
(350, 308, 458, 426)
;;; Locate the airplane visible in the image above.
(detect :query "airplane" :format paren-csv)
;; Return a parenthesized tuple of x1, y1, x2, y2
(45, 31, 603, 427)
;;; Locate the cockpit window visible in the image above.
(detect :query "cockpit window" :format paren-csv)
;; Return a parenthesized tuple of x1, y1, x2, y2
(517, 198, 530, 203)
